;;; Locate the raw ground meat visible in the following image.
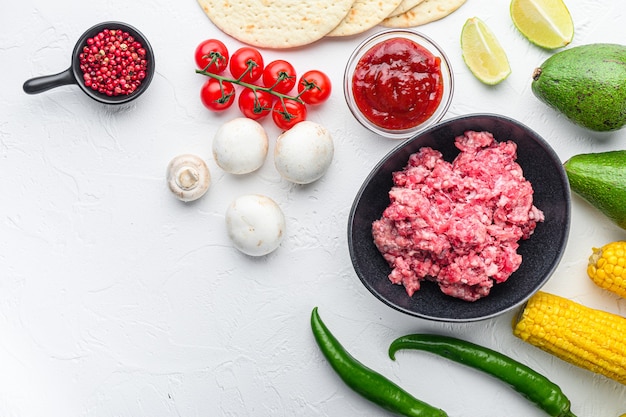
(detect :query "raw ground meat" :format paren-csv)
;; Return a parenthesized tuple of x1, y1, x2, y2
(372, 131, 544, 302)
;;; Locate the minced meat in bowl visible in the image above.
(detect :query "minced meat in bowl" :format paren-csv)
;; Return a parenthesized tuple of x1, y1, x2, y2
(373, 131, 544, 302)
(348, 114, 570, 322)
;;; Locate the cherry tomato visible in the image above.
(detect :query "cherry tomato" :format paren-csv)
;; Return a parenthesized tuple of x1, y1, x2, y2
(272, 99, 307, 130)
(262, 60, 297, 94)
(200, 78, 235, 111)
(194, 39, 229, 74)
(229, 47, 264, 83)
(238, 88, 274, 120)
(297, 70, 332, 105)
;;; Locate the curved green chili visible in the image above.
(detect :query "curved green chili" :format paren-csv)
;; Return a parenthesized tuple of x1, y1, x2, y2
(389, 334, 576, 417)
(310, 308, 448, 417)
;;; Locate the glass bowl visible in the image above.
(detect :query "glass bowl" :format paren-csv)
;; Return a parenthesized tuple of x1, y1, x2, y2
(344, 29, 454, 140)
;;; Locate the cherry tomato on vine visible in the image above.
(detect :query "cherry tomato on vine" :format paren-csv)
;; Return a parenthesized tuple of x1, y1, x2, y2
(229, 47, 264, 83)
(194, 39, 229, 74)
(200, 78, 235, 111)
(238, 88, 274, 120)
(272, 99, 307, 130)
(297, 70, 332, 105)
(262, 60, 297, 94)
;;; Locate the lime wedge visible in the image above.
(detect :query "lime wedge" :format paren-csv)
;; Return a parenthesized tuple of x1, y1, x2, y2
(510, 0, 574, 49)
(460, 17, 511, 85)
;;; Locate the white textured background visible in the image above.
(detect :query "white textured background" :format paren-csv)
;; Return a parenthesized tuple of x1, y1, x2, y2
(2, 0, 626, 416)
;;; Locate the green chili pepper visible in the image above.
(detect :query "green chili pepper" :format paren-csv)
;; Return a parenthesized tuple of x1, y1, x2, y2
(388, 334, 577, 417)
(310, 308, 448, 417)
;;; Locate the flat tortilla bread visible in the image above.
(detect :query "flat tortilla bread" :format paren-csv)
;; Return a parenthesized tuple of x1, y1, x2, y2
(197, 0, 355, 49)
(327, 0, 403, 37)
(387, 0, 425, 18)
(381, 0, 466, 27)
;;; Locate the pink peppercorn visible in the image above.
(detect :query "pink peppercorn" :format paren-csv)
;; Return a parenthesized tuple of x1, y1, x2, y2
(78, 28, 149, 97)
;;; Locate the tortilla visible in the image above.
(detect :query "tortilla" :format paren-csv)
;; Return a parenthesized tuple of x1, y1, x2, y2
(326, 0, 403, 37)
(197, 0, 355, 49)
(386, 0, 425, 18)
(381, 0, 466, 27)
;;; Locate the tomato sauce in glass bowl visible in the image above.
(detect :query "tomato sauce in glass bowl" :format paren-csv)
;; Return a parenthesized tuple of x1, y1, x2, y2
(344, 30, 453, 139)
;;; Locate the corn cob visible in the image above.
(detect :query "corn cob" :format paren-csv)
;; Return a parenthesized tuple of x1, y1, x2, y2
(513, 291, 626, 385)
(588, 241, 626, 298)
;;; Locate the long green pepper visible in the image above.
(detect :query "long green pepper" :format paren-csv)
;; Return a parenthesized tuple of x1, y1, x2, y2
(388, 334, 577, 417)
(310, 308, 447, 417)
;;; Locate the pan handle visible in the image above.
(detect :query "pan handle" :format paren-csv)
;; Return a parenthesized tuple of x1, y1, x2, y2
(23, 67, 77, 94)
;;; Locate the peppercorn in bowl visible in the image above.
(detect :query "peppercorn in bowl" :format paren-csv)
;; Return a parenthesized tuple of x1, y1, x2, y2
(344, 29, 453, 140)
(23, 21, 155, 105)
(348, 114, 571, 322)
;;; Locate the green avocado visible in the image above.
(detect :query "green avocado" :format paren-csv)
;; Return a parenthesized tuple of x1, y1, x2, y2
(564, 150, 626, 229)
(531, 43, 626, 132)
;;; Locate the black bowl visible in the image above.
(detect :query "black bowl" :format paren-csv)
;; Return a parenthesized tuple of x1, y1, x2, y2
(23, 21, 155, 105)
(348, 114, 571, 322)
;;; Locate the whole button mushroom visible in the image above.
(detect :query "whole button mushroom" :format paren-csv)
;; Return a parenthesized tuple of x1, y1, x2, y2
(212, 117, 269, 174)
(274, 121, 334, 184)
(167, 154, 211, 202)
(225, 194, 285, 256)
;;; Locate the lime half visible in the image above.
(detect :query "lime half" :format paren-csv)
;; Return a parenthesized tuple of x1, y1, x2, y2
(510, 0, 574, 49)
(461, 17, 511, 85)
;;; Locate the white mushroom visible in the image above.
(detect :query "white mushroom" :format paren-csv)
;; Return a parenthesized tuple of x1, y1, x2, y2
(166, 154, 211, 202)
(225, 194, 285, 256)
(274, 121, 334, 184)
(213, 117, 269, 174)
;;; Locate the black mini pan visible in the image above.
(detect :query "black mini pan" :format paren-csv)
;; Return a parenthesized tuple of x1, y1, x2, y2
(23, 21, 155, 105)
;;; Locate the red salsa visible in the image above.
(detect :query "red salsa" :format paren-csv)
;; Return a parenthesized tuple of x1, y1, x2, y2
(352, 37, 444, 131)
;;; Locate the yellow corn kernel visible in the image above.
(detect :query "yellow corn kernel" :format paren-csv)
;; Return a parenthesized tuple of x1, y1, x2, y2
(588, 241, 626, 298)
(513, 291, 626, 385)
